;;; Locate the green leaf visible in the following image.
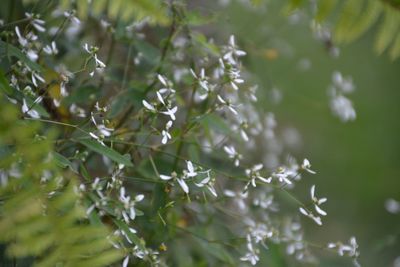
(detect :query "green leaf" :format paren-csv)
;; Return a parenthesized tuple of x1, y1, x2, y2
(53, 152, 75, 170)
(64, 85, 100, 105)
(316, 0, 337, 22)
(389, 32, 400, 59)
(79, 139, 133, 167)
(134, 39, 161, 66)
(0, 40, 43, 72)
(193, 33, 220, 56)
(198, 239, 235, 265)
(344, 0, 382, 43)
(375, 6, 400, 54)
(79, 163, 91, 180)
(200, 113, 233, 136)
(335, 0, 363, 43)
(0, 70, 12, 95)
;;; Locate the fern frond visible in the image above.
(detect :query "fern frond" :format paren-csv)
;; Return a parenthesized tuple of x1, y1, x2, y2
(375, 5, 400, 54)
(0, 95, 123, 266)
(284, 0, 400, 59)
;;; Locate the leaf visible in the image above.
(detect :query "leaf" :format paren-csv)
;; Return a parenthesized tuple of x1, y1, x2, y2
(88, 0, 169, 25)
(344, 0, 382, 43)
(53, 152, 75, 170)
(64, 85, 100, 105)
(198, 238, 235, 265)
(79, 139, 133, 167)
(375, 6, 400, 54)
(389, 32, 400, 59)
(134, 39, 161, 66)
(0, 40, 43, 72)
(193, 33, 220, 56)
(79, 163, 91, 180)
(335, 0, 363, 43)
(316, 0, 337, 22)
(0, 70, 12, 95)
(283, 0, 306, 15)
(200, 113, 233, 136)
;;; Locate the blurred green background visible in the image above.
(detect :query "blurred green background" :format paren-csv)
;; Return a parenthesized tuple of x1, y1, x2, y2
(203, 1, 400, 266)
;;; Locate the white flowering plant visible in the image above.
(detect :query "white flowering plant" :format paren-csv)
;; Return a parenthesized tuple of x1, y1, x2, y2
(2, 0, 399, 266)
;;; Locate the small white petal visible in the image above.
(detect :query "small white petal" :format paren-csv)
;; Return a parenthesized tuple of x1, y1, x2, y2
(160, 175, 172, 180)
(299, 207, 308, 216)
(122, 256, 129, 267)
(315, 204, 327, 216)
(177, 178, 189, 194)
(311, 185, 316, 199)
(142, 100, 156, 111)
(135, 194, 144, 202)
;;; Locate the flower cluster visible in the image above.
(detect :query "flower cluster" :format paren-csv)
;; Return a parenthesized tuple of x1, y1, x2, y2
(160, 161, 216, 196)
(328, 71, 357, 122)
(0, 2, 365, 267)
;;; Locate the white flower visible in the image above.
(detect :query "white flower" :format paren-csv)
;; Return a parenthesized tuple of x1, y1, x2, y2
(271, 167, 293, 185)
(310, 185, 327, 216)
(332, 71, 355, 94)
(91, 112, 114, 137)
(238, 120, 249, 142)
(64, 10, 81, 24)
(223, 35, 247, 65)
(97, 124, 113, 137)
(177, 178, 189, 194)
(223, 145, 242, 166)
(185, 161, 197, 178)
(25, 12, 46, 32)
(27, 49, 39, 62)
(246, 85, 258, 102)
(43, 41, 58, 55)
(15, 26, 28, 47)
(217, 95, 238, 115)
(240, 234, 260, 265)
(89, 132, 106, 146)
(247, 221, 273, 244)
(330, 94, 356, 122)
(161, 120, 173, 144)
(160, 106, 178, 121)
(224, 189, 248, 211)
(328, 236, 360, 258)
(194, 170, 217, 197)
(21, 98, 40, 118)
(157, 74, 176, 94)
(142, 100, 156, 112)
(218, 58, 244, 90)
(385, 198, 400, 214)
(191, 68, 210, 91)
(160, 172, 189, 194)
(301, 158, 316, 174)
(119, 186, 144, 223)
(122, 256, 129, 267)
(245, 164, 272, 190)
(94, 54, 106, 69)
(299, 207, 322, 226)
(156, 91, 166, 105)
(83, 43, 92, 54)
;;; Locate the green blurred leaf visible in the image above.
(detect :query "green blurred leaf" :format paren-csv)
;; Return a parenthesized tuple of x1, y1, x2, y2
(79, 139, 133, 167)
(53, 152, 75, 170)
(375, 6, 400, 54)
(0, 70, 12, 95)
(134, 39, 161, 66)
(0, 40, 43, 72)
